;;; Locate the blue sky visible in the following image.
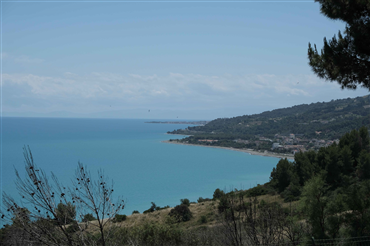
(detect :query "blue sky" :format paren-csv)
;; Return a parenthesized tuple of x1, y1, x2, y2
(1, 0, 369, 120)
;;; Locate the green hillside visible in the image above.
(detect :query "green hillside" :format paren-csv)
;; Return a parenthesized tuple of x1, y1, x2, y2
(169, 95, 370, 152)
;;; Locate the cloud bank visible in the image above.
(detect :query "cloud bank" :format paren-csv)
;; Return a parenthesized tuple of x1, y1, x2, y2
(2, 72, 368, 119)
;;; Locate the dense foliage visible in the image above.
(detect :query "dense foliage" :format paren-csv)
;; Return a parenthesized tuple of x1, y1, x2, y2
(168, 205, 192, 223)
(112, 214, 127, 223)
(169, 95, 370, 149)
(268, 126, 370, 238)
(308, 0, 370, 90)
(270, 126, 370, 195)
(210, 126, 370, 244)
(82, 213, 96, 222)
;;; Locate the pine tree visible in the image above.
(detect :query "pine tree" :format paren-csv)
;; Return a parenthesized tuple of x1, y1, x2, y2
(308, 0, 370, 90)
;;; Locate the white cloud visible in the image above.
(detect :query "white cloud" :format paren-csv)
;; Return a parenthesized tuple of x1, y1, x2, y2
(2, 74, 101, 98)
(64, 72, 78, 77)
(13, 55, 44, 64)
(2, 72, 368, 118)
(0, 72, 347, 100)
(1, 53, 44, 64)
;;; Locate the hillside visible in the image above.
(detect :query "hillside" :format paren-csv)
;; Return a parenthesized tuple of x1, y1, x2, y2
(2, 127, 369, 245)
(169, 95, 370, 153)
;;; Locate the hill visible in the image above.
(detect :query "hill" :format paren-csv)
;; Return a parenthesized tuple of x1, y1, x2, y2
(168, 95, 370, 153)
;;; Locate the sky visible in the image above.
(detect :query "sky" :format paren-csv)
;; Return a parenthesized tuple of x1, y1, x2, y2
(1, 0, 369, 120)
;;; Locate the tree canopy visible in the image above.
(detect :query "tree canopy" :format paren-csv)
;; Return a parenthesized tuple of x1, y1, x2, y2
(308, 0, 370, 90)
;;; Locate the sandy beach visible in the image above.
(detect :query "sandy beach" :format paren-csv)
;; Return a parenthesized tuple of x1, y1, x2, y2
(162, 140, 294, 160)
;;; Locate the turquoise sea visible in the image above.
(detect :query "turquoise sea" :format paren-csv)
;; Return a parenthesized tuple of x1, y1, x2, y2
(1, 117, 279, 215)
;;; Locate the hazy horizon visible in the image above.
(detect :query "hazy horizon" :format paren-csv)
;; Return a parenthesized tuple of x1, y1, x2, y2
(2, 1, 369, 120)
(2, 93, 369, 121)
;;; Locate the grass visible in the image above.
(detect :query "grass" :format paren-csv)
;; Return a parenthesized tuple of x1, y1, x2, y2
(99, 192, 299, 231)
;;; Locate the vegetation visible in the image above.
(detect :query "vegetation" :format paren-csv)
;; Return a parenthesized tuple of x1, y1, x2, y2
(269, 127, 370, 194)
(180, 198, 190, 207)
(113, 214, 127, 223)
(143, 202, 170, 214)
(1, 146, 124, 246)
(198, 127, 370, 245)
(82, 213, 96, 222)
(268, 127, 370, 238)
(169, 95, 370, 152)
(2, 2, 370, 243)
(213, 188, 225, 200)
(1, 127, 370, 245)
(308, 0, 370, 90)
(55, 202, 76, 225)
(169, 200, 193, 223)
(197, 197, 212, 203)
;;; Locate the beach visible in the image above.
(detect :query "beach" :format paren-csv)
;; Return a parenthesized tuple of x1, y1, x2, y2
(162, 140, 294, 160)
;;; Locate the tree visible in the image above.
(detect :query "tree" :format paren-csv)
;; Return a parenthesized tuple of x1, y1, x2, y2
(82, 213, 96, 222)
(143, 202, 158, 213)
(325, 144, 342, 188)
(180, 198, 190, 207)
(71, 161, 125, 245)
(340, 145, 354, 174)
(270, 158, 293, 193)
(213, 188, 225, 200)
(343, 181, 370, 237)
(294, 152, 316, 186)
(217, 193, 307, 246)
(300, 175, 344, 239)
(300, 175, 329, 239)
(169, 204, 192, 222)
(1, 146, 125, 246)
(308, 0, 370, 90)
(55, 202, 76, 225)
(359, 126, 370, 151)
(357, 150, 370, 180)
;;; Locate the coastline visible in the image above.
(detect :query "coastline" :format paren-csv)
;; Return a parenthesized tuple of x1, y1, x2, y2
(162, 140, 294, 160)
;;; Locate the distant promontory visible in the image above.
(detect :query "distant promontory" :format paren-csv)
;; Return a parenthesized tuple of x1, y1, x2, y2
(145, 121, 210, 126)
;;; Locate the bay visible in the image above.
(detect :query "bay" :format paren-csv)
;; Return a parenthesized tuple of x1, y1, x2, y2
(1, 117, 279, 216)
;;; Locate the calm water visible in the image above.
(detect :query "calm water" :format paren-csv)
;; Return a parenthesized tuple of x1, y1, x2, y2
(1, 117, 279, 215)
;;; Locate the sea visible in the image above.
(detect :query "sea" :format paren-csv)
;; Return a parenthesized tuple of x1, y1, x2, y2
(1, 117, 279, 217)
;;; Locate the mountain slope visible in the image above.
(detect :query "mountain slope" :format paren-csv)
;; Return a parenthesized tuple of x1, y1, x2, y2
(169, 95, 370, 152)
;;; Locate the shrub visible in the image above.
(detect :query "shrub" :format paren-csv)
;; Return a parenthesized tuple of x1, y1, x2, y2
(259, 199, 267, 208)
(218, 196, 230, 213)
(280, 183, 301, 202)
(180, 198, 190, 207)
(199, 215, 207, 224)
(213, 188, 225, 200)
(65, 221, 79, 233)
(132, 210, 140, 214)
(143, 202, 158, 214)
(143, 202, 169, 214)
(156, 205, 170, 211)
(82, 213, 96, 222)
(132, 223, 182, 246)
(55, 202, 76, 225)
(169, 204, 192, 222)
(197, 197, 212, 203)
(245, 184, 268, 197)
(113, 214, 127, 223)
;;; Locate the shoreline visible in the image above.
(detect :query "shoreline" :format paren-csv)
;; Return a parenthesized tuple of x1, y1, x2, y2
(162, 140, 294, 160)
